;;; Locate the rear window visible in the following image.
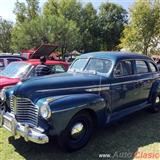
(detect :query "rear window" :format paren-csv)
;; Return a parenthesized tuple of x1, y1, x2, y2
(148, 62, 157, 72)
(136, 60, 149, 74)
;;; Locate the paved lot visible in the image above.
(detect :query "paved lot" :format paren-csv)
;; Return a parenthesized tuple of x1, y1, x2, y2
(0, 110, 160, 160)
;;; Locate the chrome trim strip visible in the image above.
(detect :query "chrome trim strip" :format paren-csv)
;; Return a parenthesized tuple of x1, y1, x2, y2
(36, 84, 110, 93)
(111, 78, 153, 86)
(36, 77, 154, 92)
(86, 87, 110, 92)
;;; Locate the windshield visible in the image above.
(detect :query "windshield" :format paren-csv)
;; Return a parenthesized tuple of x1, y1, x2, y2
(69, 58, 112, 76)
(0, 62, 32, 78)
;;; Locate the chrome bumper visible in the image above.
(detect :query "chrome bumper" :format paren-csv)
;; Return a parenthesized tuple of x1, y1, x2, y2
(0, 112, 49, 144)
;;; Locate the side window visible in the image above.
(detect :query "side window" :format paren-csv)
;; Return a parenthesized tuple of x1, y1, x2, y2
(28, 67, 36, 77)
(0, 59, 4, 67)
(114, 60, 133, 77)
(149, 62, 157, 72)
(136, 60, 149, 74)
(50, 65, 65, 74)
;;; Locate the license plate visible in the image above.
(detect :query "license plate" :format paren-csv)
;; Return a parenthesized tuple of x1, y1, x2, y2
(3, 117, 12, 131)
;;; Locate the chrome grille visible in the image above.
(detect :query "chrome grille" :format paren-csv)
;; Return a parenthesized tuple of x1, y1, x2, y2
(10, 97, 14, 113)
(10, 96, 38, 126)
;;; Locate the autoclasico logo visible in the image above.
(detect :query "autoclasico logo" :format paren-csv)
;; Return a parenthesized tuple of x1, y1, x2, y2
(99, 151, 160, 159)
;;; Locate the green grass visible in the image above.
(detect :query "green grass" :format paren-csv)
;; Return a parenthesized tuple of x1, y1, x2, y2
(0, 110, 160, 160)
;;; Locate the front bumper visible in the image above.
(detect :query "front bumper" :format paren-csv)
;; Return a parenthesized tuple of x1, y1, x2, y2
(0, 111, 49, 144)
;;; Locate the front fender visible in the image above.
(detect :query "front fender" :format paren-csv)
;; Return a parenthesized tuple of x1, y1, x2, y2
(47, 93, 106, 135)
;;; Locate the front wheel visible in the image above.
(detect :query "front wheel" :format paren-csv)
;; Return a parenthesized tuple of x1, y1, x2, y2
(58, 112, 93, 152)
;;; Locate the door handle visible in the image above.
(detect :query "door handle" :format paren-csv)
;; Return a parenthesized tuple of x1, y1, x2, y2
(138, 80, 144, 85)
(136, 80, 143, 86)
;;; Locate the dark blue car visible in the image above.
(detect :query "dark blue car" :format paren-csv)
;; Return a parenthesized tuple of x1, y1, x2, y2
(0, 52, 160, 151)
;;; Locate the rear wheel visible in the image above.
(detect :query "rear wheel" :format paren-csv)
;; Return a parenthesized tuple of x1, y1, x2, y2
(150, 94, 160, 113)
(58, 112, 93, 152)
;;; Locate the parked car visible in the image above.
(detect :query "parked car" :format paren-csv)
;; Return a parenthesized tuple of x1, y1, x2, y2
(0, 55, 27, 71)
(0, 59, 69, 94)
(0, 52, 160, 151)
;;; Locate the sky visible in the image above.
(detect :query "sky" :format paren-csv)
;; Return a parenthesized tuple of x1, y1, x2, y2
(0, 0, 135, 21)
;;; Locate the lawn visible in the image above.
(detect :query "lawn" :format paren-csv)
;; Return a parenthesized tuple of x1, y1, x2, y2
(0, 110, 160, 160)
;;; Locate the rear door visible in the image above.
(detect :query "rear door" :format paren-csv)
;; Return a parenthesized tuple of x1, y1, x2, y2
(135, 60, 153, 102)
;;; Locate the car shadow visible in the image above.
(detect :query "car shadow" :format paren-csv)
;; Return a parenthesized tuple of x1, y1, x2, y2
(8, 110, 160, 160)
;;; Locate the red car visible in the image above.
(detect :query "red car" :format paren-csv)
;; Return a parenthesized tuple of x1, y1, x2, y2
(0, 59, 68, 90)
(0, 44, 69, 99)
(0, 55, 27, 71)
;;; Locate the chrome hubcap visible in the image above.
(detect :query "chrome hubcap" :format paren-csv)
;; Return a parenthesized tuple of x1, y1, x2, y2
(71, 123, 84, 136)
(156, 97, 160, 103)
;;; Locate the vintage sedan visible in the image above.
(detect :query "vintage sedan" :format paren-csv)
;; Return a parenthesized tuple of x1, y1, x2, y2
(0, 52, 160, 151)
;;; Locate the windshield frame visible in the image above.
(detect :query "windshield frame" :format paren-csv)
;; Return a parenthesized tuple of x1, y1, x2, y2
(68, 57, 113, 77)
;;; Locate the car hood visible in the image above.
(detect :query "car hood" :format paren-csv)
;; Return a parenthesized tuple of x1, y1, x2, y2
(13, 72, 109, 102)
(30, 44, 58, 59)
(0, 76, 20, 89)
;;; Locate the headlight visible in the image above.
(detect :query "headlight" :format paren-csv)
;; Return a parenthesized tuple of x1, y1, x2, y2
(39, 102, 51, 119)
(0, 88, 6, 101)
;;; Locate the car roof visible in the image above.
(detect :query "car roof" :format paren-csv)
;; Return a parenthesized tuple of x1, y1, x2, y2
(0, 55, 27, 60)
(80, 51, 151, 61)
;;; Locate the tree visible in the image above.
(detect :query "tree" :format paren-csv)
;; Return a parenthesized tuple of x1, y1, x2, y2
(26, 0, 40, 20)
(44, 0, 101, 52)
(43, 0, 82, 24)
(80, 3, 100, 52)
(13, 0, 40, 23)
(13, 1, 27, 23)
(98, 3, 127, 50)
(120, 0, 160, 55)
(0, 18, 13, 53)
(11, 15, 81, 54)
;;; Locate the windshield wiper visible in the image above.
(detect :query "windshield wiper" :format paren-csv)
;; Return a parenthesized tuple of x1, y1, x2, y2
(69, 68, 82, 73)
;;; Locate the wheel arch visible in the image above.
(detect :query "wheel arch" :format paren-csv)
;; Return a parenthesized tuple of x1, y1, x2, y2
(149, 80, 160, 103)
(71, 108, 98, 127)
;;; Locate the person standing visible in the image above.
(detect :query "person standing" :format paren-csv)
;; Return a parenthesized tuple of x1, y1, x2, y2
(35, 56, 51, 76)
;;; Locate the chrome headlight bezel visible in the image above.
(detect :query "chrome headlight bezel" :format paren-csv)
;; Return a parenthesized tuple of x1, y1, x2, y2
(0, 85, 15, 102)
(0, 88, 6, 101)
(39, 102, 51, 120)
